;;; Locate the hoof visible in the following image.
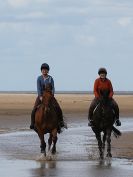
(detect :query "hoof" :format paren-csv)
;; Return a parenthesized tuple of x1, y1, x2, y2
(51, 148, 56, 155)
(100, 156, 104, 160)
(52, 150, 56, 155)
(41, 149, 46, 155)
(100, 153, 104, 160)
(40, 144, 46, 154)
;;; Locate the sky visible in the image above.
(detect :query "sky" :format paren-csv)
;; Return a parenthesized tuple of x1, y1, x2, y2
(0, 0, 133, 91)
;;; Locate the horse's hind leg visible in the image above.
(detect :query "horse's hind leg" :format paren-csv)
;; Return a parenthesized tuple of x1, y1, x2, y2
(52, 136, 57, 154)
(48, 134, 52, 151)
(106, 130, 112, 158)
(96, 132, 104, 159)
(51, 129, 58, 154)
(38, 130, 46, 155)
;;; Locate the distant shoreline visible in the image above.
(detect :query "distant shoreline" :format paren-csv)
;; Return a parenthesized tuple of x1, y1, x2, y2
(0, 91, 133, 95)
(0, 92, 133, 117)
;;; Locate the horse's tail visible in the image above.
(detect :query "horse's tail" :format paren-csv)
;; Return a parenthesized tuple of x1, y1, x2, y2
(112, 126, 122, 138)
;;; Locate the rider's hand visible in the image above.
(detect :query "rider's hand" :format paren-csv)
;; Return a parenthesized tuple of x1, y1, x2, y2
(39, 96, 43, 102)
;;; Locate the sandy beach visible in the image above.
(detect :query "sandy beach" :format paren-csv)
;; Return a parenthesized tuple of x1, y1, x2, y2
(0, 93, 133, 159)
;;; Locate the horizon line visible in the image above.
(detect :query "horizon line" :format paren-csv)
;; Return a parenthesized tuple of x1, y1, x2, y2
(0, 90, 133, 95)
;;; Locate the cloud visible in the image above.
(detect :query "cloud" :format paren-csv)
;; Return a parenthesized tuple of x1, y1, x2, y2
(7, 0, 48, 8)
(18, 12, 47, 20)
(36, 0, 48, 3)
(7, 0, 31, 8)
(76, 35, 96, 46)
(117, 17, 132, 27)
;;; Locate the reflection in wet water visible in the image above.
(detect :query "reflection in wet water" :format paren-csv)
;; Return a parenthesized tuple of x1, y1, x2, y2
(0, 158, 133, 177)
(30, 161, 57, 177)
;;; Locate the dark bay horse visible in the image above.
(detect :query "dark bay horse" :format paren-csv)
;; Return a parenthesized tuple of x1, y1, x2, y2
(35, 84, 59, 156)
(90, 90, 121, 159)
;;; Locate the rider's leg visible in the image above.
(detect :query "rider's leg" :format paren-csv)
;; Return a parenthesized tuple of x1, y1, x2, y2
(88, 98, 99, 126)
(30, 109, 36, 129)
(111, 99, 121, 126)
(30, 97, 41, 129)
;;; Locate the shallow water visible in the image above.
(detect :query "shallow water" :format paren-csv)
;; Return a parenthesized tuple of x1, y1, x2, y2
(0, 117, 133, 177)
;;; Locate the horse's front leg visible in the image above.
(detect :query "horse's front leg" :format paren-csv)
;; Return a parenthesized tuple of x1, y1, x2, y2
(95, 132, 103, 159)
(102, 131, 107, 150)
(106, 129, 112, 157)
(51, 129, 58, 154)
(38, 130, 46, 155)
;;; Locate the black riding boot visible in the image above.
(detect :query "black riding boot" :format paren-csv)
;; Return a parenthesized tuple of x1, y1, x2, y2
(57, 108, 67, 128)
(52, 98, 67, 132)
(55, 107, 67, 133)
(30, 109, 36, 129)
(111, 100, 121, 126)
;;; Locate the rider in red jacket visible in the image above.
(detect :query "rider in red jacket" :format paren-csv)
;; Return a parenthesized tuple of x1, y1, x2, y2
(88, 68, 121, 127)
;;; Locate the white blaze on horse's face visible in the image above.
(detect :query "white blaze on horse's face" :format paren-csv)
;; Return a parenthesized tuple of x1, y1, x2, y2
(100, 73, 106, 79)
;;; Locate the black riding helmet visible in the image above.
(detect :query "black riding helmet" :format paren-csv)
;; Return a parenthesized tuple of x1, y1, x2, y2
(41, 63, 50, 71)
(98, 68, 107, 75)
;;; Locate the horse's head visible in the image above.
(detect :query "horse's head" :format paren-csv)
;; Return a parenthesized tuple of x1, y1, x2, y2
(42, 83, 53, 112)
(44, 83, 53, 93)
(99, 89, 110, 105)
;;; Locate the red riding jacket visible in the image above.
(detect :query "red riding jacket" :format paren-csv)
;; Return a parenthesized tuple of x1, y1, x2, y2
(94, 78, 113, 98)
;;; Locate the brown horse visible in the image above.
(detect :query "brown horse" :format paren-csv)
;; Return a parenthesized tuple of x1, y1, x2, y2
(35, 84, 59, 156)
